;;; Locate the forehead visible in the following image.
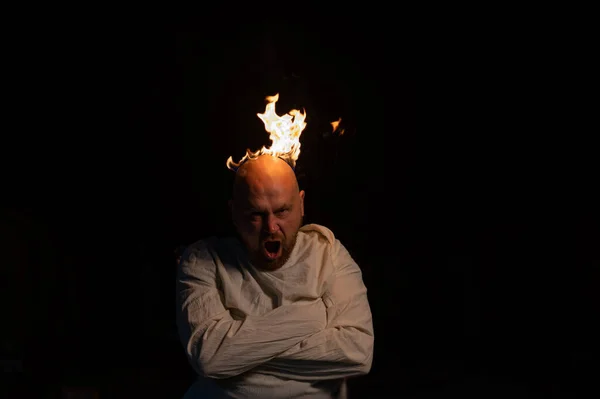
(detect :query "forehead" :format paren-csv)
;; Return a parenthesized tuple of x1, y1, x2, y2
(235, 170, 295, 204)
(241, 180, 295, 208)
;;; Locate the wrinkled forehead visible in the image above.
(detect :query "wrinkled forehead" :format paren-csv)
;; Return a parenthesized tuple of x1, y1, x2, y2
(235, 172, 295, 205)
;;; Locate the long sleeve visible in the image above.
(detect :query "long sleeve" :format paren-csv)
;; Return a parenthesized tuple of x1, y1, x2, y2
(259, 238, 374, 381)
(176, 239, 327, 379)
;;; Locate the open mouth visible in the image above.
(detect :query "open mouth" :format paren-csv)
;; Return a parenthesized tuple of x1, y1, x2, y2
(263, 240, 281, 259)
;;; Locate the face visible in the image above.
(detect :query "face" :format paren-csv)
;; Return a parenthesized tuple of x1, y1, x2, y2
(230, 158, 305, 270)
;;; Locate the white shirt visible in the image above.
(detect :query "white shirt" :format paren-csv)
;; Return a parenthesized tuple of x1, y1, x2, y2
(176, 224, 374, 398)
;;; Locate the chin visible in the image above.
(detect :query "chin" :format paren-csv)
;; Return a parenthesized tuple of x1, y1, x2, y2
(255, 249, 292, 271)
(258, 261, 284, 271)
(257, 254, 287, 271)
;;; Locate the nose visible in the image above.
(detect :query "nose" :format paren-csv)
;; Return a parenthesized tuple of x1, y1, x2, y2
(263, 214, 279, 234)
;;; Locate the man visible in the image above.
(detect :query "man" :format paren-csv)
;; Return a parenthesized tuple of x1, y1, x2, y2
(176, 155, 374, 398)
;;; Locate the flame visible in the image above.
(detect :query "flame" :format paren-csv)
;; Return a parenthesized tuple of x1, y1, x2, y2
(330, 117, 345, 136)
(226, 93, 307, 171)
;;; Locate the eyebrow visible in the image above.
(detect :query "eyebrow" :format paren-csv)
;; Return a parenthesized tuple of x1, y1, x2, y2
(245, 204, 291, 213)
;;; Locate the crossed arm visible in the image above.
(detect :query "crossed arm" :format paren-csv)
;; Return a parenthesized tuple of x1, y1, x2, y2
(176, 239, 374, 381)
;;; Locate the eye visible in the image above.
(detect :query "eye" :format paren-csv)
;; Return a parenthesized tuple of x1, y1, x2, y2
(244, 211, 262, 222)
(275, 208, 289, 216)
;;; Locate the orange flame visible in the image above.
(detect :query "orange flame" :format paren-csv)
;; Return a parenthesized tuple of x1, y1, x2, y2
(330, 117, 345, 136)
(226, 93, 307, 171)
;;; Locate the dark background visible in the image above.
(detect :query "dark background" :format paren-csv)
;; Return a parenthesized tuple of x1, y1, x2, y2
(2, 14, 598, 398)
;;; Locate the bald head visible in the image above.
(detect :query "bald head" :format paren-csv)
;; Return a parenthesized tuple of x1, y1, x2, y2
(229, 155, 305, 270)
(232, 155, 299, 201)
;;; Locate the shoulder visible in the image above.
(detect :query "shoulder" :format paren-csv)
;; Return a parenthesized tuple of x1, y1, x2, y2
(298, 223, 352, 260)
(299, 224, 358, 270)
(180, 236, 243, 270)
(181, 237, 216, 263)
(179, 236, 227, 273)
(299, 223, 337, 246)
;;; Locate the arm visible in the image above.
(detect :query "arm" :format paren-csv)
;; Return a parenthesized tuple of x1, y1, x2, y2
(176, 239, 326, 379)
(259, 239, 374, 381)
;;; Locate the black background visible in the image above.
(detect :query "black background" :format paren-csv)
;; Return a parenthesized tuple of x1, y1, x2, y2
(2, 13, 598, 398)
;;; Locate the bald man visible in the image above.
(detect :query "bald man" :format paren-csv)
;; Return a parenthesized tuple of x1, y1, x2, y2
(230, 155, 305, 272)
(176, 155, 374, 399)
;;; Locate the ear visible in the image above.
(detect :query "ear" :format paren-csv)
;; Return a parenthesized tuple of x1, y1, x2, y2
(299, 190, 305, 217)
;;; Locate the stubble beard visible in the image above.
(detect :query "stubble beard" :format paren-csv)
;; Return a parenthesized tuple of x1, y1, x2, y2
(253, 230, 299, 271)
